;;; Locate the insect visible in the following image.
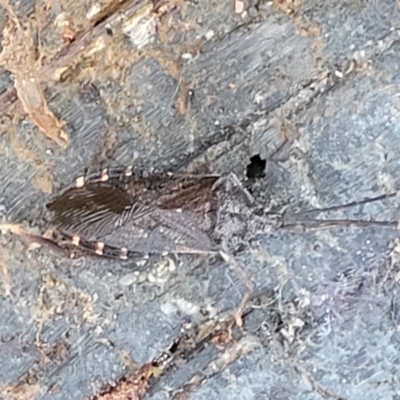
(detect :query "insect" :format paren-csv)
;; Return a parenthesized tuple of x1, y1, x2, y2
(40, 166, 266, 325)
(46, 167, 221, 258)
(25, 161, 396, 260)
(10, 165, 399, 326)
(44, 163, 284, 256)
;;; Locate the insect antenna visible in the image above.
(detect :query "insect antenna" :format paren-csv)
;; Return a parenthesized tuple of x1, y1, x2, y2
(288, 192, 397, 217)
(281, 191, 399, 231)
(281, 218, 398, 231)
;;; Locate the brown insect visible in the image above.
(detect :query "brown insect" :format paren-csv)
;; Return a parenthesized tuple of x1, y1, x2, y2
(46, 168, 221, 258)
(5, 165, 398, 325)
(43, 166, 263, 325)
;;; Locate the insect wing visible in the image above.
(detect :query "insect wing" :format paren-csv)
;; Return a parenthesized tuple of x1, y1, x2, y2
(46, 175, 219, 258)
(47, 184, 150, 241)
(100, 208, 218, 255)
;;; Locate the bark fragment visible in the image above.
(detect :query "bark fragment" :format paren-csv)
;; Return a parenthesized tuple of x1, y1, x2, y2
(0, 3, 69, 148)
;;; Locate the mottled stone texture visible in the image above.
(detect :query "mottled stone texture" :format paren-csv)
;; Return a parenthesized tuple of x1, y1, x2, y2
(1, 1, 400, 399)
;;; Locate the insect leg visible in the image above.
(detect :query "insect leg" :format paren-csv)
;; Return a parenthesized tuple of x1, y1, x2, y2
(212, 172, 255, 206)
(219, 249, 254, 327)
(0, 223, 70, 256)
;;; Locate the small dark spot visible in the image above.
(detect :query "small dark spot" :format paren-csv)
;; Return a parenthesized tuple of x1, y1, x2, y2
(246, 155, 266, 179)
(93, 15, 108, 28)
(167, 339, 181, 355)
(106, 27, 113, 36)
(21, 345, 30, 353)
(313, 244, 321, 252)
(234, 243, 246, 253)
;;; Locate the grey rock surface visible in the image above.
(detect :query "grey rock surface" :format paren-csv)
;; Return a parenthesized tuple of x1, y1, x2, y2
(1, 1, 400, 400)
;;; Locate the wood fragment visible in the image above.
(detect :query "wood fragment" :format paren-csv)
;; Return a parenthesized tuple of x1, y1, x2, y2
(0, 2, 69, 148)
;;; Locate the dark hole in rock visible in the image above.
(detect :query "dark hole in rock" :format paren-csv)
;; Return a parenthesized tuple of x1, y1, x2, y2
(246, 155, 266, 179)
